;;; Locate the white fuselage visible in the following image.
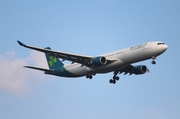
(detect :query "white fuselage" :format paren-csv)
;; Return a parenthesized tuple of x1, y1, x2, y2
(64, 41, 168, 76)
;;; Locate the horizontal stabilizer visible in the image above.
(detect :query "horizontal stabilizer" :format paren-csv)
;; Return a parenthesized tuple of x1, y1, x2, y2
(24, 66, 54, 73)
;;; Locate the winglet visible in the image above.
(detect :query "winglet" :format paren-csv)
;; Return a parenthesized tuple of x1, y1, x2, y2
(17, 40, 26, 46)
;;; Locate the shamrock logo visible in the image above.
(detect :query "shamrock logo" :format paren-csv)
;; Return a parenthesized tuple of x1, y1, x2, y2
(48, 56, 57, 67)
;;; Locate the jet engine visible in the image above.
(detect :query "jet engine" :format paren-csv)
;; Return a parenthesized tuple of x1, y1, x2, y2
(132, 65, 148, 75)
(91, 56, 107, 66)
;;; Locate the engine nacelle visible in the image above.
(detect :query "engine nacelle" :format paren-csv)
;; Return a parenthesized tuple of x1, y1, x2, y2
(132, 65, 148, 75)
(91, 56, 107, 66)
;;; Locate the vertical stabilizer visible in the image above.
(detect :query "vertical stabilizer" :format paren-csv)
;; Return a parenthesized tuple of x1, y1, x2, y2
(44, 47, 64, 70)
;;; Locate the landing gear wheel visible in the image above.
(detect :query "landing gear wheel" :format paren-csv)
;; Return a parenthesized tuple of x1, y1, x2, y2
(112, 80, 116, 84)
(113, 76, 119, 81)
(109, 79, 113, 83)
(113, 76, 117, 80)
(116, 76, 120, 81)
(109, 79, 116, 84)
(152, 61, 156, 65)
(86, 74, 93, 79)
(151, 56, 156, 65)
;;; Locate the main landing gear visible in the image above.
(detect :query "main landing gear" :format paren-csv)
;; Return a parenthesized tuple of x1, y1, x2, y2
(109, 71, 120, 84)
(86, 72, 96, 79)
(151, 56, 156, 65)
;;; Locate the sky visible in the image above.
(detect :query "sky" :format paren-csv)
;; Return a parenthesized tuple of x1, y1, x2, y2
(0, 0, 180, 119)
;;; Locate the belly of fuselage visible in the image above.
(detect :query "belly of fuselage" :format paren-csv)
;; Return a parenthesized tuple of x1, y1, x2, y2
(94, 60, 128, 73)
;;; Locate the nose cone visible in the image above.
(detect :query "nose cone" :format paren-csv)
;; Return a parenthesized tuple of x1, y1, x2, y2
(164, 44, 168, 51)
(156, 44, 168, 56)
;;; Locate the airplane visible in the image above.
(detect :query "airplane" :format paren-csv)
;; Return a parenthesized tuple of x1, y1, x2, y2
(17, 41, 168, 84)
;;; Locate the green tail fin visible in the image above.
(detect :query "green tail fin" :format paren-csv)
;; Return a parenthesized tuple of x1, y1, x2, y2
(44, 47, 64, 70)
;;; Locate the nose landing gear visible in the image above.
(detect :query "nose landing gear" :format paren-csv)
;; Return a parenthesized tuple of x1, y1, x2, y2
(151, 56, 156, 65)
(152, 61, 156, 64)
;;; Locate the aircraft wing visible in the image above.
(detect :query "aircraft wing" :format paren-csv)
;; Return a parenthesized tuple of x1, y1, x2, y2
(17, 41, 114, 67)
(118, 64, 149, 75)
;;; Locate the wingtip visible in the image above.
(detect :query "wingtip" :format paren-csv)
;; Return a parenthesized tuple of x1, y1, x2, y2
(17, 40, 26, 46)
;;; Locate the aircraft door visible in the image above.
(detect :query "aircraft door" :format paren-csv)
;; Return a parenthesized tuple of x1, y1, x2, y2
(146, 43, 153, 54)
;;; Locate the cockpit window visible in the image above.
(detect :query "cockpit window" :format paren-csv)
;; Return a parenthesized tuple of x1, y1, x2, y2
(157, 43, 165, 45)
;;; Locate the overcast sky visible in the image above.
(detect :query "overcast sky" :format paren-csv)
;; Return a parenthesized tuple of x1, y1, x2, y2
(0, 0, 180, 119)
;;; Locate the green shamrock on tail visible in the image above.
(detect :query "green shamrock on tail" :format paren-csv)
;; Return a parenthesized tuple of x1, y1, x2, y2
(48, 56, 57, 67)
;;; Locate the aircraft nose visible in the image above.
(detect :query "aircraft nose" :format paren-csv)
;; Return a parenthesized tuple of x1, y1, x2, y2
(164, 44, 168, 51)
